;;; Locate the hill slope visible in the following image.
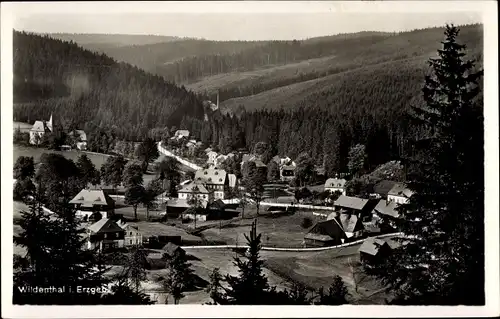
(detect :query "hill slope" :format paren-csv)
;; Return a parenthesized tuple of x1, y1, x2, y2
(13, 31, 205, 141)
(45, 33, 181, 50)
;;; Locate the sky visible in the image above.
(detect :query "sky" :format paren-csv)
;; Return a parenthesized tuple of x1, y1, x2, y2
(8, 2, 483, 41)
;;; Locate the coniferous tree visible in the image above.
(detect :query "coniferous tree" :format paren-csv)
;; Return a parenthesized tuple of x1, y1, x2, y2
(14, 156, 35, 180)
(205, 268, 227, 305)
(225, 220, 269, 304)
(315, 275, 349, 305)
(162, 249, 195, 304)
(369, 25, 484, 305)
(76, 154, 99, 187)
(100, 155, 127, 190)
(136, 137, 159, 173)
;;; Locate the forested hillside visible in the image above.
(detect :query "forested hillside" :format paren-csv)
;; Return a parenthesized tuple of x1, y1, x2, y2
(174, 25, 483, 176)
(86, 39, 266, 76)
(46, 33, 180, 50)
(13, 31, 205, 141)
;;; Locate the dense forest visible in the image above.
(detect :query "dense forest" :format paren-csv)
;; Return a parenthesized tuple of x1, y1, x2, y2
(13, 31, 205, 141)
(13, 25, 483, 179)
(76, 25, 482, 105)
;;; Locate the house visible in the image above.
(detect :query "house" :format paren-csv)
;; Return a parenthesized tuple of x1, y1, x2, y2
(162, 242, 185, 258)
(304, 219, 347, 247)
(181, 206, 211, 222)
(29, 114, 53, 145)
(194, 169, 229, 199)
(167, 198, 208, 218)
(387, 183, 413, 205)
(358, 237, 392, 264)
(207, 151, 219, 165)
(280, 164, 296, 182)
(69, 188, 115, 220)
(328, 212, 364, 239)
(333, 195, 375, 219)
(116, 220, 143, 247)
(324, 178, 347, 195)
(68, 129, 87, 150)
(371, 180, 398, 199)
(86, 218, 125, 251)
(272, 155, 292, 167)
(373, 199, 401, 219)
(171, 130, 190, 140)
(177, 182, 213, 202)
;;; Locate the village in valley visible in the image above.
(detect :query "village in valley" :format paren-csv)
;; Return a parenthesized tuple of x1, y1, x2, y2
(14, 107, 414, 304)
(9, 4, 488, 308)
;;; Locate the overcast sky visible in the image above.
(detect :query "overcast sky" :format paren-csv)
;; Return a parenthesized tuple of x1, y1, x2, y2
(9, 2, 483, 41)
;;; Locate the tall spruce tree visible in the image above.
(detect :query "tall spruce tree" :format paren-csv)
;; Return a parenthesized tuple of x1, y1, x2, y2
(370, 25, 484, 305)
(225, 220, 269, 304)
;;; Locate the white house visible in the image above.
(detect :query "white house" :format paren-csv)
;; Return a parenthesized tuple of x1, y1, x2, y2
(177, 182, 214, 202)
(206, 151, 219, 165)
(324, 178, 347, 195)
(69, 188, 115, 220)
(194, 168, 228, 200)
(387, 183, 413, 205)
(116, 220, 143, 247)
(29, 114, 53, 145)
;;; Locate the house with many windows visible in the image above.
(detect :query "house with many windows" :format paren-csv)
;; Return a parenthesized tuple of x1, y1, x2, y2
(387, 183, 413, 205)
(116, 220, 143, 247)
(86, 218, 125, 251)
(324, 178, 347, 195)
(194, 168, 229, 199)
(69, 188, 115, 220)
(177, 182, 214, 202)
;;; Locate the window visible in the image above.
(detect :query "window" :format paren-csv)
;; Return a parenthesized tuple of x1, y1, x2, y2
(130, 232, 133, 235)
(116, 233, 119, 238)
(104, 234, 107, 239)
(129, 240, 132, 245)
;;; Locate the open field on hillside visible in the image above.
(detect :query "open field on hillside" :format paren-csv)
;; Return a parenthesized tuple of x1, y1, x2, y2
(185, 55, 338, 93)
(14, 145, 110, 169)
(200, 210, 324, 248)
(13, 121, 32, 133)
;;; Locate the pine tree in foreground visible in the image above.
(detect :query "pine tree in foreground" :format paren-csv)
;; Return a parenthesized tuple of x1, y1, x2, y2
(369, 24, 484, 305)
(162, 249, 195, 304)
(224, 220, 270, 304)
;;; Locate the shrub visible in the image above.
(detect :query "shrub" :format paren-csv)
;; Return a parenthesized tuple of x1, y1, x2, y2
(301, 217, 313, 229)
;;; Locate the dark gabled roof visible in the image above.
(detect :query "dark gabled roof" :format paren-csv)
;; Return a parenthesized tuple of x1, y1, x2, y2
(162, 242, 183, 255)
(305, 219, 346, 242)
(359, 237, 391, 256)
(373, 180, 397, 196)
(373, 199, 400, 218)
(88, 218, 124, 234)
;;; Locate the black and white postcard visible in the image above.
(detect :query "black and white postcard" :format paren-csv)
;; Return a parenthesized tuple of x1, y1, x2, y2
(1, 1, 498, 318)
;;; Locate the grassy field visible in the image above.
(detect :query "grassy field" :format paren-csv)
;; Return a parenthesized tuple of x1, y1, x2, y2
(14, 145, 110, 169)
(201, 210, 323, 248)
(260, 241, 395, 304)
(13, 121, 32, 133)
